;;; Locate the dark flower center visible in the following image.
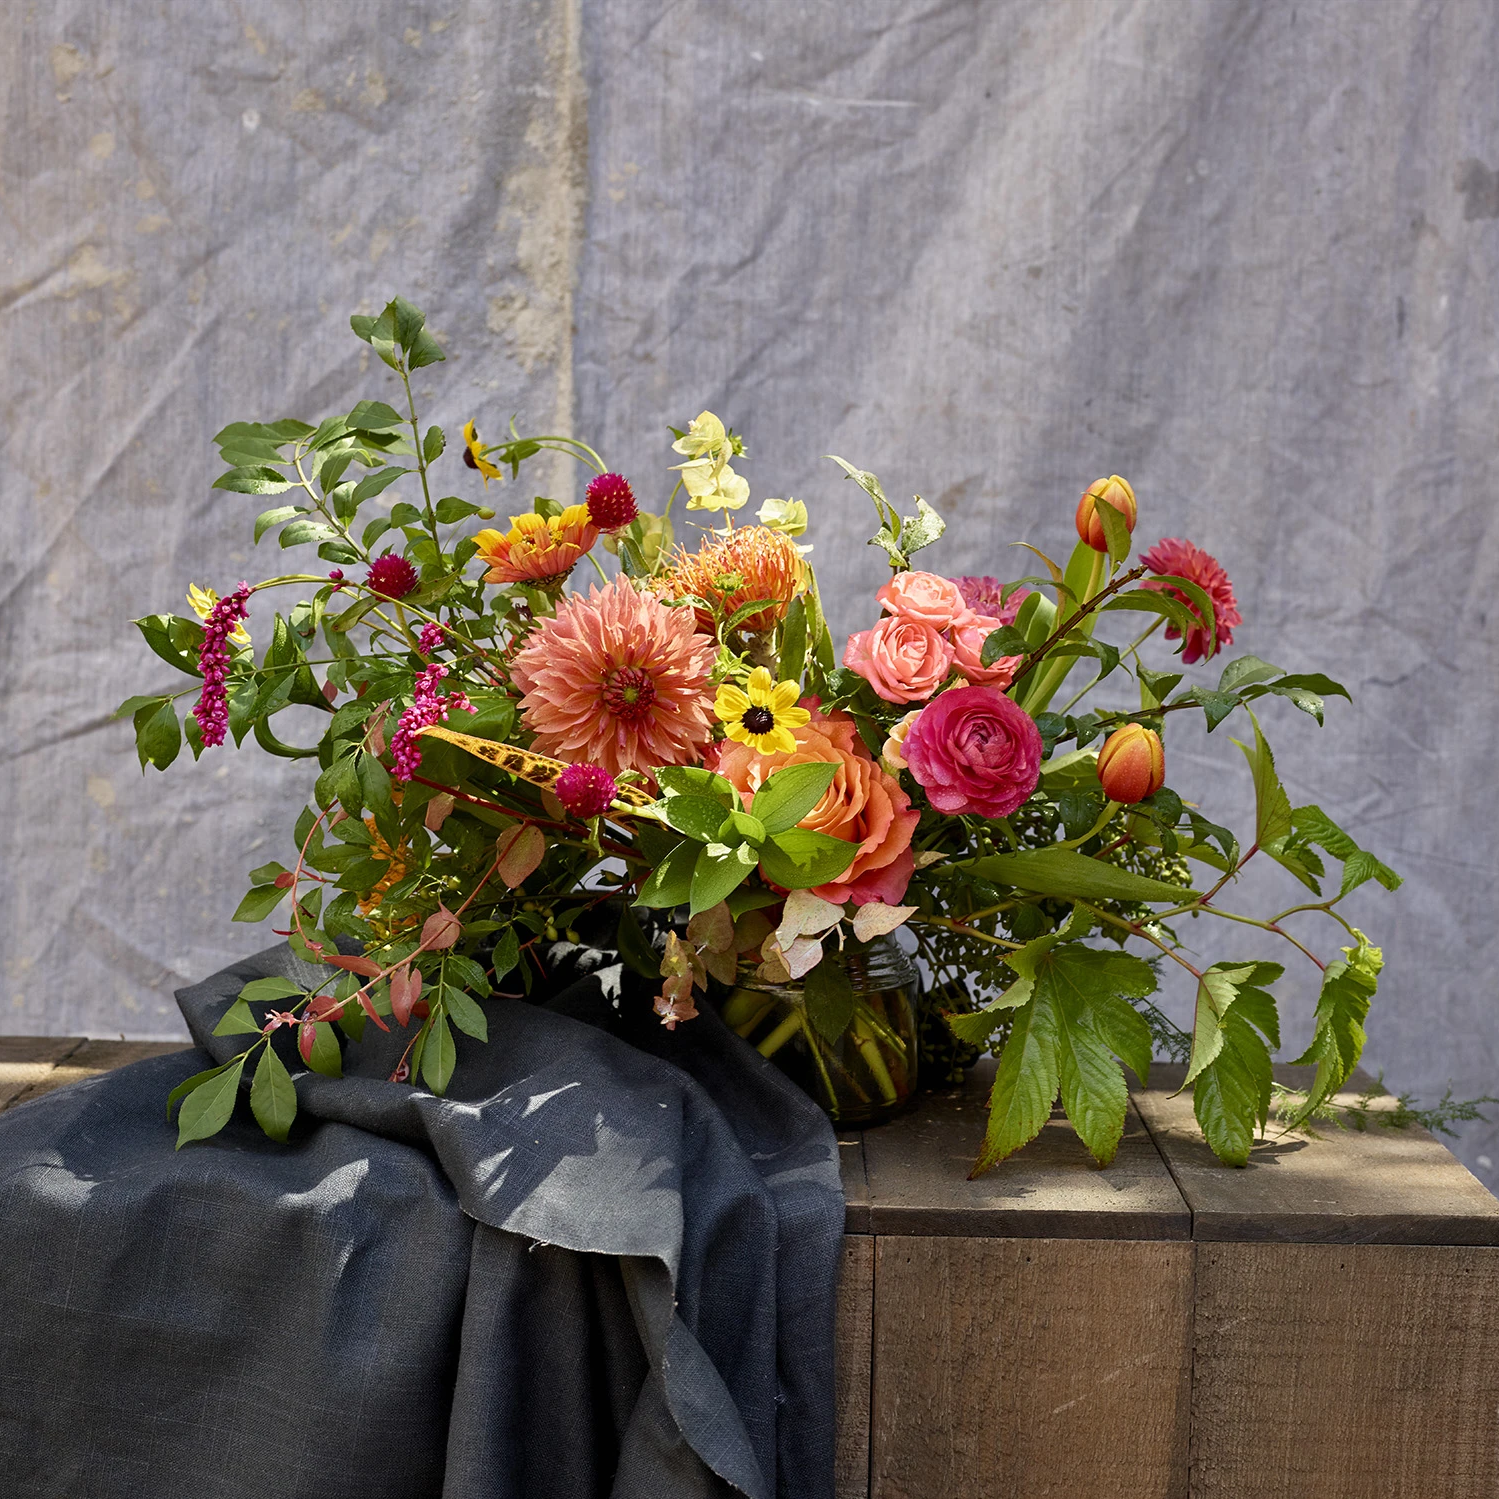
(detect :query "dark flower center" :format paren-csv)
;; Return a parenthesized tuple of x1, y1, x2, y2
(604, 667, 657, 721)
(742, 706, 775, 735)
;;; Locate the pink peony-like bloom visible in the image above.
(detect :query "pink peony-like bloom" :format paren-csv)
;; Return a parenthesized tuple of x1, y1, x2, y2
(876, 571, 975, 632)
(952, 577, 1030, 624)
(844, 616, 953, 703)
(1139, 538, 1242, 665)
(902, 686, 1043, 819)
(949, 614, 1022, 689)
(714, 702, 918, 905)
(391, 664, 475, 781)
(555, 763, 618, 819)
(191, 582, 253, 748)
(511, 577, 716, 778)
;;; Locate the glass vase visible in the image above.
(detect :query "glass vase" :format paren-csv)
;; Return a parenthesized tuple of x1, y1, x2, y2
(719, 936, 919, 1126)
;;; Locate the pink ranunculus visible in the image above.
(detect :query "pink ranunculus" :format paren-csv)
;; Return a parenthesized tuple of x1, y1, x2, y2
(902, 686, 1043, 819)
(844, 616, 953, 703)
(876, 571, 975, 632)
(949, 614, 1022, 688)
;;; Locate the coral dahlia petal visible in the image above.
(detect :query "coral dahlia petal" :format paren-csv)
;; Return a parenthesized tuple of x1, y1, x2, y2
(511, 577, 716, 778)
(1139, 538, 1242, 665)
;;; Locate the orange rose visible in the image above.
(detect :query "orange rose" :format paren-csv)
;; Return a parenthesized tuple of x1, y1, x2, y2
(715, 703, 918, 905)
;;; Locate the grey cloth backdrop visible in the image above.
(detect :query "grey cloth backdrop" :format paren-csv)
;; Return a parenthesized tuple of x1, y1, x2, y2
(6, 2, 1498, 1175)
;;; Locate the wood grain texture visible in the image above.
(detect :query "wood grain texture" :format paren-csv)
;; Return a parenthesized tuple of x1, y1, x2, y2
(840, 1133, 871, 1234)
(1192, 1242, 1499, 1498)
(1135, 1065, 1499, 1244)
(862, 1059, 1190, 1240)
(0, 1038, 190, 1111)
(835, 1236, 873, 1499)
(871, 1236, 1192, 1499)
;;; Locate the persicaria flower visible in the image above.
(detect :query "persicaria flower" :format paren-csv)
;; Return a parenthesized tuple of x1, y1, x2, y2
(554, 763, 618, 819)
(190, 582, 253, 748)
(390, 664, 475, 781)
(187, 583, 251, 647)
(1096, 724, 1165, 804)
(952, 576, 1030, 624)
(368, 552, 419, 600)
(417, 621, 446, 655)
(511, 577, 716, 777)
(1076, 475, 1138, 552)
(844, 616, 953, 703)
(585, 472, 639, 532)
(654, 525, 809, 636)
(1139, 537, 1242, 664)
(473, 507, 599, 589)
(902, 686, 1043, 819)
(877, 572, 974, 632)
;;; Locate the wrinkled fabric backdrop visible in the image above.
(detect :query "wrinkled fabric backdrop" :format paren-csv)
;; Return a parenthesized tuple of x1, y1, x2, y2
(5, 2, 1498, 1175)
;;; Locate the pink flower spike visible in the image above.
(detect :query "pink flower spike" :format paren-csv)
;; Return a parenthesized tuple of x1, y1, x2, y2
(191, 582, 253, 748)
(390, 665, 477, 781)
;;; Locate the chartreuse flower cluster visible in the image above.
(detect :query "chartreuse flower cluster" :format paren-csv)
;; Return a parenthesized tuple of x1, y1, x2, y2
(124, 294, 1403, 1175)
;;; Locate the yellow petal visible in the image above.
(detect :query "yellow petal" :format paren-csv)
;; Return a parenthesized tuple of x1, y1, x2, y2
(759, 726, 799, 756)
(779, 706, 811, 730)
(745, 667, 775, 704)
(725, 720, 753, 746)
(769, 679, 801, 713)
(715, 684, 751, 720)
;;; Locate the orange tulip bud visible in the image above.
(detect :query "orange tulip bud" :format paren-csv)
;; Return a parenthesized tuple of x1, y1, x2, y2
(1096, 724, 1165, 804)
(1075, 475, 1137, 552)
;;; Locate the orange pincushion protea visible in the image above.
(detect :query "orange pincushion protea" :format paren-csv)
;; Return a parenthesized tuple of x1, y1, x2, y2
(473, 506, 599, 588)
(654, 525, 809, 636)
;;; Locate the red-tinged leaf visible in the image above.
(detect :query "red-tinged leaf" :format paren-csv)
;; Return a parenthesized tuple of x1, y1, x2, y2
(324, 954, 382, 977)
(273, 871, 297, 889)
(496, 823, 546, 889)
(298, 1019, 316, 1064)
(421, 905, 462, 950)
(424, 792, 455, 832)
(390, 965, 421, 1026)
(306, 993, 341, 1022)
(356, 988, 391, 1031)
(412, 999, 430, 1020)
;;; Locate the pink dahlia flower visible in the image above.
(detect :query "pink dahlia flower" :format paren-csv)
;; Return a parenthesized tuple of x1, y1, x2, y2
(511, 578, 716, 777)
(1139, 538, 1242, 665)
(902, 686, 1042, 819)
(951, 577, 1030, 624)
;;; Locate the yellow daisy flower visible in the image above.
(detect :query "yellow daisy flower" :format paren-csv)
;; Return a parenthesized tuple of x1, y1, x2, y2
(462, 420, 503, 485)
(187, 584, 250, 647)
(715, 667, 810, 755)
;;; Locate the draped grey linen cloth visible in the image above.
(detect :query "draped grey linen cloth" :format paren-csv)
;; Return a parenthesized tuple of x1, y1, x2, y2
(0, 943, 845, 1499)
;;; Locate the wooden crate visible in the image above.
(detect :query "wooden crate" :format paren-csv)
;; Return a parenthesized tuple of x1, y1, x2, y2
(6, 1040, 1499, 1496)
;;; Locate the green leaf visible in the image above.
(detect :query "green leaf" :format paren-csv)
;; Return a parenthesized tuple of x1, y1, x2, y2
(965, 848, 1195, 905)
(434, 495, 485, 524)
(347, 399, 405, 431)
(1285, 937, 1381, 1124)
(1192, 1010, 1274, 1166)
(213, 466, 292, 495)
(804, 954, 856, 1042)
(305, 1020, 342, 1078)
(1093, 492, 1133, 564)
(443, 986, 488, 1042)
(1218, 655, 1284, 693)
(972, 996, 1060, 1174)
(165, 1059, 237, 1121)
(635, 839, 699, 908)
(422, 1014, 456, 1093)
(351, 467, 410, 504)
(718, 809, 767, 845)
(232, 883, 290, 923)
(490, 926, 521, 982)
(175, 1056, 247, 1148)
(661, 794, 731, 843)
(1053, 982, 1130, 1164)
(134, 614, 204, 677)
(980, 625, 1029, 665)
(239, 976, 303, 1002)
(1232, 710, 1293, 849)
(212, 998, 261, 1037)
(1291, 805, 1402, 895)
(278, 518, 340, 549)
(445, 953, 492, 997)
(423, 425, 446, 463)
(750, 761, 838, 835)
(690, 841, 756, 914)
(901, 496, 946, 557)
(408, 328, 446, 369)
(1175, 686, 1240, 731)
(1136, 665, 1184, 707)
(1185, 963, 1260, 1085)
(723, 597, 780, 635)
(254, 504, 301, 542)
(616, 904, 660, 980)
(655, 765, 737, 805)
(1148, 572, 1220, 659)
(757, 828, 859, 891)
(250, 1046, 298, 1143)
(778, 597, 808, 685)
(134, 698, 182, 772)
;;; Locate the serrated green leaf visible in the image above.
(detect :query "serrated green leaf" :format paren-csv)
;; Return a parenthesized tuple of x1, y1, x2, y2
(213, 466, 292, 496)
(751, 761, 838, 835)
(250, 1046, 297, 1142)
(1192, 1011, 1273, 1166)
(1285, 936, 1381, 1125)
(1185, 963, 1260, 1085)
(1232, 710, 1293, 848)
(972, 996, 1059, 1175)
(175, 1056, 247, 1148)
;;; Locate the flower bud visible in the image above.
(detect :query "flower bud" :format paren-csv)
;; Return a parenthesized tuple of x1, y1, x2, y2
(1096, 724, 1164, 804)
(1076, 475, 1137, 552)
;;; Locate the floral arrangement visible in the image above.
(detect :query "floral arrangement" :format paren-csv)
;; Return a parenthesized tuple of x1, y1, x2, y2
(124, 296, 1401, 1172)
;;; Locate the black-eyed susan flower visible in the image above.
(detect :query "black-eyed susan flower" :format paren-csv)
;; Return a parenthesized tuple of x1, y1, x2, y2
(715, 667, 811, 755)
(462, 420, 503, 485)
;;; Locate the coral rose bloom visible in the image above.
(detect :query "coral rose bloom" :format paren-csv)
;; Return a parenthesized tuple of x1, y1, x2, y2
(474, 506, 599, 587)
(511, 578, 715, 777)
(844, 616, 953, 703)
(877, 571, 975, 632)
(902, 686, 1043, 819)
(715, 704, 918, 905)
(949, 614, 1021, 688)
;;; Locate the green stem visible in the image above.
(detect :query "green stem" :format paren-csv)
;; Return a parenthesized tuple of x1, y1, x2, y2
(852, 1015, 898, 1103)
(756, 1010, 803, 1059)
(398, 362, 442, 551)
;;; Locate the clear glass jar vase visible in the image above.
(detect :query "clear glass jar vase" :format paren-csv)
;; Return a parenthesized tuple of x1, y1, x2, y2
(718, 936, 919, 1126)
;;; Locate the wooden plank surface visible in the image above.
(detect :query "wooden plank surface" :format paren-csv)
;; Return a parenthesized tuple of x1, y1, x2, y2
(1134, 1064, 1499, 1244)
(872, 1235, 1192, 1499)
(1192, 1241, 1499, 1498)
(834, 1236, 873, 1499)
(839, 1133, 870, 1234)
(0, 1038, 191, 1112)
(860, 1058, 1190, 1240)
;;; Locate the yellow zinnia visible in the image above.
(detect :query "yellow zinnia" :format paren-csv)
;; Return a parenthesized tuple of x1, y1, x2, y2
(462, 420, 503, 485)
(715, 667, 810, 756)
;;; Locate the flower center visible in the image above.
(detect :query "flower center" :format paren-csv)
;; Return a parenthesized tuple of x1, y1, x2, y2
(604, 666, 658, 721)
(741, 706, 775, 735)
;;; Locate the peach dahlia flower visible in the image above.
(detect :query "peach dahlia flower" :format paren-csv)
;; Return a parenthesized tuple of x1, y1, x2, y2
(510, 577, 716, 777)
